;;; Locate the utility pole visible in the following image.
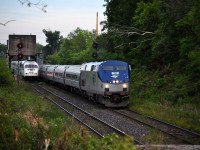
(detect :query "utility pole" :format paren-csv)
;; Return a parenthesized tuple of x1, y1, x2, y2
(96, 12, 98, 39)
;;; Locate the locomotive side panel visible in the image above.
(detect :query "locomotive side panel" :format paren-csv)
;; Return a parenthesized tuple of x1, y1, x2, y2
(80, 71, 98, 94)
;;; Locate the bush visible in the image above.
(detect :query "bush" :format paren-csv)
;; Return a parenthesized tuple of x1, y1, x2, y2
(0, 59, 14, 86)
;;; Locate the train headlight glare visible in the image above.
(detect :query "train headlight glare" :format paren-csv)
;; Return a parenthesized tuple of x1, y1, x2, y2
(113, 80, 119, 84)
(123, 84, 127, 88)
(105, 84, 109, 88)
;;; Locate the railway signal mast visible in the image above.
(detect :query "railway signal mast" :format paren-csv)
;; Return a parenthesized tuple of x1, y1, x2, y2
(92, 12, 99, 59)
(96, 12, 98, 38)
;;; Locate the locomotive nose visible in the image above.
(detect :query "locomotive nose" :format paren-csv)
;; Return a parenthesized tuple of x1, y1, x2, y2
(112, 80, 119, 84)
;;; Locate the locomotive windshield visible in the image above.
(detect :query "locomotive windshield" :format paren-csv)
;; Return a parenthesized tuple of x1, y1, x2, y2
(25, 65, 38, 68)
(116, 66, 127, 70)
(103, 66, 127, 71)
(103, 66, 114, 70)
(99, 61, 130, 83)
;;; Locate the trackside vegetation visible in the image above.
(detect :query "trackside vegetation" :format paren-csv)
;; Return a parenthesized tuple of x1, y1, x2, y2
(0, 59, 136, 149)
(130, 69, 200, 133)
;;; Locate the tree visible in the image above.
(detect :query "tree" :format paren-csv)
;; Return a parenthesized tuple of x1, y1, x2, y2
(67, 27, 94, 52)
(45, 28, 94, 64)
(0, 43, 7, 53)
(103, 0, 149, 56)
(42, 29, 63, 55)
(36, 43, 44, 53)
(0, 43, 7, 58)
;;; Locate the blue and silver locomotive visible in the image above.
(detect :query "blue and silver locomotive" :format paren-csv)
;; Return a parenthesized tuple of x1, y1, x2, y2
(39, 60, 131, 107)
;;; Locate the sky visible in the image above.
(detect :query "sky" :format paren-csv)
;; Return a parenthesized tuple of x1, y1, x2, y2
(0, 0, 106, 45)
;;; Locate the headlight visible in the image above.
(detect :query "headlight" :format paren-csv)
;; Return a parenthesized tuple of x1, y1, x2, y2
(105, 84, 109, 88)
(113, 80, 119, 84)
(123, 84, 127, 88)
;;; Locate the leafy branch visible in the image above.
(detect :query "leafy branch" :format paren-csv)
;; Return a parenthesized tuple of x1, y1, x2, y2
(18, 0, 47, 13)
(107, 24, 155, 49)
(114, 37, 154, 49)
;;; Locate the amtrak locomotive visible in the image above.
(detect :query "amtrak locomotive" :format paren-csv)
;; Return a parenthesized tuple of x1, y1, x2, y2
(39, 60, 131, 107)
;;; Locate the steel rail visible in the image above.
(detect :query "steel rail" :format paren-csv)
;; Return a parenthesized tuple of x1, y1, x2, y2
(34, 85, 144, 145)
(113, 109, 200, 144)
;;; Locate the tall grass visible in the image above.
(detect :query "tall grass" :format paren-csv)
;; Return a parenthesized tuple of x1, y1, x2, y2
(0, 59, 14, 86)
(0, 83, 136, 149)
(130, 68, 200, 133)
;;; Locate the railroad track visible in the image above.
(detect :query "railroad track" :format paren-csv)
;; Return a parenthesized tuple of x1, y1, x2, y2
(34, 85, 143, 145)
(112, 109, 200, 145)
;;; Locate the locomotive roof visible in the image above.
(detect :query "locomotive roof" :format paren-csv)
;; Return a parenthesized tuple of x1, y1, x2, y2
(80, 60, 128, 71)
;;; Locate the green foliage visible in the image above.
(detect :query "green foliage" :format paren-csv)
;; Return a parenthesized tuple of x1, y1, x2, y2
(0, 59, 14, 86)
(0, 43, 7, 53)
(130, 68, 200, 132)
(104, 0, 139, 27)
(36, 43, 44, 53)
(67, 27, 94, 52)
(133, 0, 161, 31)
(42, 29, 63, 59)
(45, 28, 94, 64)
(0, 83, 137, 149)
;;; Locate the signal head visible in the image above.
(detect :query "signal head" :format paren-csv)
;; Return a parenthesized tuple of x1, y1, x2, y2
(17, 53, 23, 60)
(17, 42, 23, 49)
(92, 52, 98, 58)
(93, 42, 98, 49)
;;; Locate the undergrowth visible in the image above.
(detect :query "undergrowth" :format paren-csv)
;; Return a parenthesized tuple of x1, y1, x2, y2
(0, 82, 136, 149)
(130, 67, 200, 133)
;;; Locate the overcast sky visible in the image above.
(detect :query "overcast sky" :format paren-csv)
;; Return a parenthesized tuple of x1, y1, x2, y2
(0, 0, 106, 45)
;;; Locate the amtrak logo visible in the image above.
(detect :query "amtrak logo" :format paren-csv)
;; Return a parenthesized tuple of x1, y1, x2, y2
(111, 72, 119, 78)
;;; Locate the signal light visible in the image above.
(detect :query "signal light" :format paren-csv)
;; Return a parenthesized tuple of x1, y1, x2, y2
(93, 42, 98, 49)
(17, 42, 23, 49)
(17, 53, 23, 59)
(92, 52, 97, 58)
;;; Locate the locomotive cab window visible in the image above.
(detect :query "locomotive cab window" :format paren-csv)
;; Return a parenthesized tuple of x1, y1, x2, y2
(91, 65, 96, 71)
(116, 66, 127, 70)
(25, 65, 38, 68)
(103, 66, 114, 70)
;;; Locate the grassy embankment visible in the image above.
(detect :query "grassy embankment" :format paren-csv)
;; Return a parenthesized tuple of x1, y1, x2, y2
(130, 68, 200, 133)
(0, 59, 135, 149)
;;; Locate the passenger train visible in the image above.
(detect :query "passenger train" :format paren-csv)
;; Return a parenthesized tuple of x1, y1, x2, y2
(11, 60, 39, 80)
(39, 60, 131, 107)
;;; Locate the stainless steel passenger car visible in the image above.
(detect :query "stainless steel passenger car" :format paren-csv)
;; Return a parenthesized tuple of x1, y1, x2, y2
(64, 65, 81, 89)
